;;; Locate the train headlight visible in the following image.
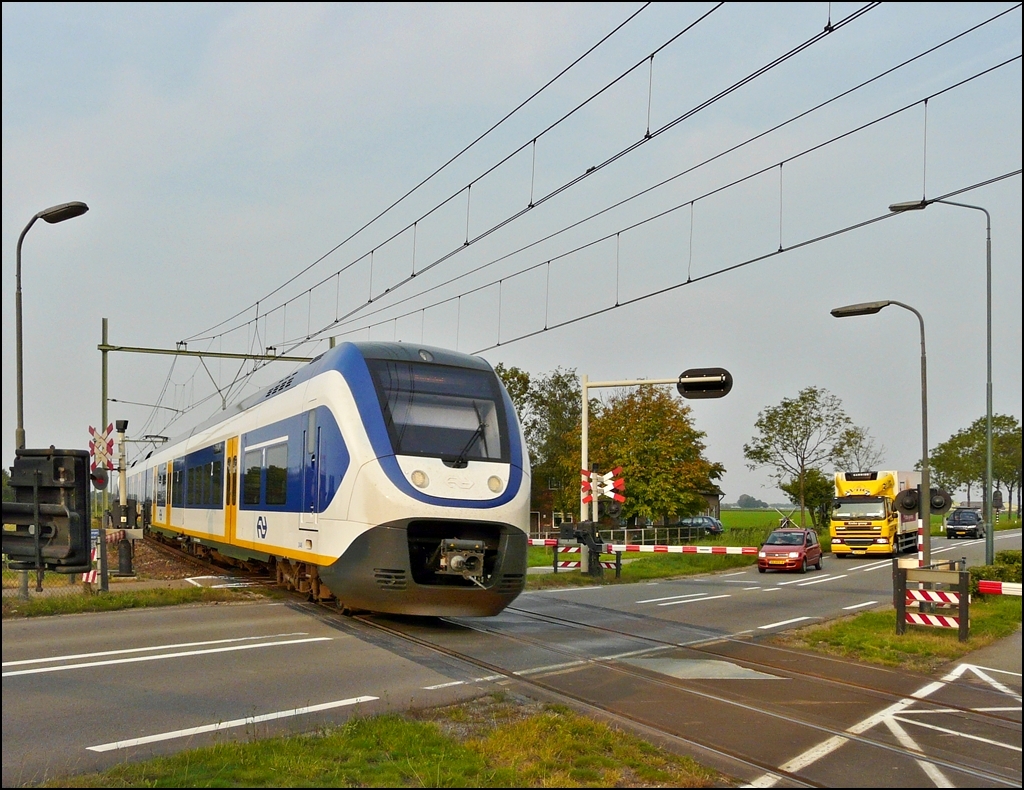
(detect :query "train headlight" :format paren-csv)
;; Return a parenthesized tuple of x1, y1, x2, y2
(411, 470, 429, 488)
(487, 475, 503, 493)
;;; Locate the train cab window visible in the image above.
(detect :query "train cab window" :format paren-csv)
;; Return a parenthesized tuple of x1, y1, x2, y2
(366, 360, 509, 464)
(243, 449, 262, 505)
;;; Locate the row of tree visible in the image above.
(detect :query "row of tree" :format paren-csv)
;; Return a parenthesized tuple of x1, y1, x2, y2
(742, 385, 1022, 528)
(495, 364, 723, 523)
(930, 414, 1022, 516)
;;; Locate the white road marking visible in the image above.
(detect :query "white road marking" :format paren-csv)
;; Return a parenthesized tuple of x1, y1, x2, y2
(87, 695, 377, 752)
(2, 637, 333, 677)
(855, 559, 893, 572)
(720, 571, 748, 578)
(743, 586, 762, 590)
(842, 600, 878, 611)
(892, 715, 1022, 752)
(1, 633, 311, 667)
(762, 587, 781, 593)
(758, 616, 814, 630)
(796, 574, 848, 587)
(658, 594, 730, 606)
(636, 592, 708, 604)
(882, 716, 954, 787)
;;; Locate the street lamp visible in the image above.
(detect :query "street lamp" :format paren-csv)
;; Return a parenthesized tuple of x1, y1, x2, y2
(889, 198, 994, 564)
(831, 300, 932, 566)
(15, 201, 90, 450)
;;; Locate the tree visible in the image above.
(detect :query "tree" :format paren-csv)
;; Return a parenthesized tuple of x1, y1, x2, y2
(736, 494, 768, 509)
(494, 363, 533, 450)
(526, 367, 589, 517)
(833, 426, 885, 472)
(589, 386, 724, 523)
(779, 469, 833, 531)
(930, 414, 1021, 514)
(744, 386, 852, 527)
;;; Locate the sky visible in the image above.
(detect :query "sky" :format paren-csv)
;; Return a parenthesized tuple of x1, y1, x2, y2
(3, 2, 1021, 506)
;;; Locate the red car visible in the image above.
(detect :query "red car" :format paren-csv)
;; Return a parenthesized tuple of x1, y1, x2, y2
(757, 528, 823, 573)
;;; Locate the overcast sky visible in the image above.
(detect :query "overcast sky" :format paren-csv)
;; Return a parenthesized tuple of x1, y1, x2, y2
(3, 2, 1021, 505)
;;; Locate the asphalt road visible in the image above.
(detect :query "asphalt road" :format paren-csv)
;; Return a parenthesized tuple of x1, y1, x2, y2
(2, 529, 1020, 787)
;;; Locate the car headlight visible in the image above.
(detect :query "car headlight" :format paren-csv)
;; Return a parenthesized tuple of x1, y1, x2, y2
(788, 551, 800, 558)
(758, 551, 766, 558)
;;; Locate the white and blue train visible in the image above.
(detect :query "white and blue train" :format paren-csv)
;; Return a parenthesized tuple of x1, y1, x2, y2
(126, 341, 531, 616)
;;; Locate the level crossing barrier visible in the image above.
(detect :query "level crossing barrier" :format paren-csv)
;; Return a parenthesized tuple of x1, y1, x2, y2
(893, 558, 970, 642)
(977, 580, 1022, 596)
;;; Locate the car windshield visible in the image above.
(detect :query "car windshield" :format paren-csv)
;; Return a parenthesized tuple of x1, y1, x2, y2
(765, 531, 805, 546)
(833, 500, 885, 519)
(951, 511, 978, 524)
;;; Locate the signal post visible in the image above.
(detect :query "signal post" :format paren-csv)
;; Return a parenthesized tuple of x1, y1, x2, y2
(579, 368, 732, 572)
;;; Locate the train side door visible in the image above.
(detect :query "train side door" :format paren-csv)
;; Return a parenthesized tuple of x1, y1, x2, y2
(156, 463, 168, 525)
(225, 437, 239, 542)
(301, 409, 320, 530)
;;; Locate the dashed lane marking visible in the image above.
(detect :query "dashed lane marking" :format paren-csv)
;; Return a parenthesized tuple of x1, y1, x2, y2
(758, 616, 815, 630)
(842, 600, 878, 611)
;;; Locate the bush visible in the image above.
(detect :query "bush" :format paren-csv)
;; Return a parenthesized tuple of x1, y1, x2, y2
(995, 549, 1021, 567)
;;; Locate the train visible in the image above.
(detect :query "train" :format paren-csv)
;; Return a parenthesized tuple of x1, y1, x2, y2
(124, 341, 531, 616)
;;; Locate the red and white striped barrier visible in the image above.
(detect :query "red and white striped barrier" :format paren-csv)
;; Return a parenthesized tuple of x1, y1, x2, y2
(528, 539, 560, 547)
(906, 589, 961, 605)
(605, 544, 758, 555)
(81, 546, 98, 584)
(978, 580, 1022, 596)
(906, 612, 960, 629)
(555, 560, 618, 570)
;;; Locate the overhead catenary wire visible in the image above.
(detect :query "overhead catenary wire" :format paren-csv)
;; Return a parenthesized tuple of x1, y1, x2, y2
(318, 52, 1023, 345)
(186, 1, 868, 347)
(138, 5, 1019, 437)
(185, 1, 657, 341)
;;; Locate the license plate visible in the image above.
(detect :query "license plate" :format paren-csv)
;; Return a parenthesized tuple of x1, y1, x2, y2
(956, 531, 966, 535)
(769, 559, 786, 565)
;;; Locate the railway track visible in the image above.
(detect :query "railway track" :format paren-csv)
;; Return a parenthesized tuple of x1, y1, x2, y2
(142, 534, 1021, 787)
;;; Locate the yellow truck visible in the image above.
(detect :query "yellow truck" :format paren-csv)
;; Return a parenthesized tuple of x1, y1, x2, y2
(830, 470, 920, 557)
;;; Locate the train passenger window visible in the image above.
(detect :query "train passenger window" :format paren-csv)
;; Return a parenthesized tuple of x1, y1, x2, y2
(243, 450, 262, 505)
(156, 467, 167, 507)
(211, 459, 223, 507)
(265, 444, 288, 505)
(171, 463, 184, 508)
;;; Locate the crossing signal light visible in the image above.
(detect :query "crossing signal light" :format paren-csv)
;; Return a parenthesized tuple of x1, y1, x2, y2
(677, 368, 732, 399)
(929, 488, 952, 514)
(894, 487, 952, 516)
(894, 488, 920, 516)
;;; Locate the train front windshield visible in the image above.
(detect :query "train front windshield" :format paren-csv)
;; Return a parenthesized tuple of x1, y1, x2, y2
(366, 360, 510, 464)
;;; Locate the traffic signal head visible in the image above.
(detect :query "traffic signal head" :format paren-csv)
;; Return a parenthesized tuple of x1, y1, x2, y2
(929, 488, 952, 514)
(893, 488, 920, 516)
(677, 367, 733, 399)
(90, 467, 108, 490)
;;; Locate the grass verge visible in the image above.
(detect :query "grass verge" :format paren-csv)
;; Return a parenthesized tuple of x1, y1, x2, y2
(769, 595, 1022, 674)
(43, 693, 721, 788)
(2, 586, 276, 618)
(526, 552, 755, 590)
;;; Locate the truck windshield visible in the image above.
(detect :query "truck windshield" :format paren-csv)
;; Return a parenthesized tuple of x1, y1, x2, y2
(366, 359, 509, 464)
(834, 500, 885, 519)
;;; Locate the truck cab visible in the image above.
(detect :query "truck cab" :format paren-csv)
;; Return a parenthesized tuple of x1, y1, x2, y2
(830, 471, 918, 557)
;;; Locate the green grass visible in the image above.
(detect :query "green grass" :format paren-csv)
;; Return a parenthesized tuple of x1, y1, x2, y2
(773, 595, 1022, 674)
(2, 586, 276, 618)
(526, 552, 755, 590)
(44, 694, 720, 788)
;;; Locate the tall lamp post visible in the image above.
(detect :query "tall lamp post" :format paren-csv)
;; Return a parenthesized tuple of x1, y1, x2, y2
(889, 198, 994, 564)
(831, 300, 931, 567)
(15, 201, 90, 450)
